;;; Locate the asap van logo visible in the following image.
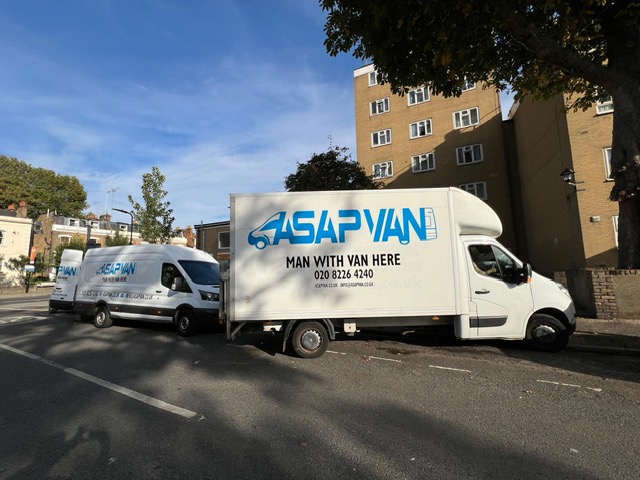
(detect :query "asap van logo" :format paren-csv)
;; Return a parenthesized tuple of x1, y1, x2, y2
(95, 262, 138, 275)
(247, 208, 438, 250)
(58, 265, 78, 276)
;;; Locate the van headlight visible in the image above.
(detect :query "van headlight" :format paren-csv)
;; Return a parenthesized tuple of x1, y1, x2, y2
(199, 290, 219, 302)
(556, 283, 571, 299)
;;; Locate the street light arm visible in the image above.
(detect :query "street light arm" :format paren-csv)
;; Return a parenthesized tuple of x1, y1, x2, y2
(112, 208, 134, 245)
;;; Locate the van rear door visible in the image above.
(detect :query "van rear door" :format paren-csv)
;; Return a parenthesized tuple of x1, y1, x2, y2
(49, 249, 84, 312)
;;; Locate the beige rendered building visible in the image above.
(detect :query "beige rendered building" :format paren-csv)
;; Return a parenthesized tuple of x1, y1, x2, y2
(353, 64, 517, 250)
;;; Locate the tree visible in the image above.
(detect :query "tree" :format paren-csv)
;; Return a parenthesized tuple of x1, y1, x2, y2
(128, 166, 174, 244)
(6, 253, 47, 285)
(105, 231, 130, 247)
(0, 155, 87, 217)
(53, 237, 86, 268)
(285, 146, 382, 191)
(322, 1, 640, 268)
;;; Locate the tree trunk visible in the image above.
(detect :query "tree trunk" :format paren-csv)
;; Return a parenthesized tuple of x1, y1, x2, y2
(610, 86, 640, 268)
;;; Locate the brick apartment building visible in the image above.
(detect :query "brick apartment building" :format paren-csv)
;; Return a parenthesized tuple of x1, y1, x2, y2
(353, 64, 517, 250)
(353, 65, 616, 276)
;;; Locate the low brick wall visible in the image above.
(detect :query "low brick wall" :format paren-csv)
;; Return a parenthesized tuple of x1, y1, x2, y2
(554, 268, 640, 319)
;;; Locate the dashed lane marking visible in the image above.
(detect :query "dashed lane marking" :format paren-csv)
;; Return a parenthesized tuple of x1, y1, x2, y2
(428, 364, 472, 373)
(0, 342, 198, 419)
(537, 379, 603, 392)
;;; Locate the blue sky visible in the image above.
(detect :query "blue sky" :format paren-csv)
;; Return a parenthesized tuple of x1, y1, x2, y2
(0, 0, 514, 228)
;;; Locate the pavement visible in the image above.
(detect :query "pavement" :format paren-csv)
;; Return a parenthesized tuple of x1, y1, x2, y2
(2, 287, 640, 356)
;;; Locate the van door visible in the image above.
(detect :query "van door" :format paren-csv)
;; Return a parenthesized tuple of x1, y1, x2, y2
(465, 242, 533, 338)
(49, 249, 83, 312)
(159, 263, 192, 311)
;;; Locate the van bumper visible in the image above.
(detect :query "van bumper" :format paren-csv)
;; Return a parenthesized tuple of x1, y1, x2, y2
(565, 304, 577, 334)
(49, 300, 74, 311)
(194, 308, 220, 324)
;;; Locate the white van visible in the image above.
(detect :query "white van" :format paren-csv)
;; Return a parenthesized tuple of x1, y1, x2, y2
(72, 245, 220, 335)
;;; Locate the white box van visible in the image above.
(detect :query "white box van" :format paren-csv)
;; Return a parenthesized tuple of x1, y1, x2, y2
(69, 245, 220, 335)
(223, 188, 576, 357)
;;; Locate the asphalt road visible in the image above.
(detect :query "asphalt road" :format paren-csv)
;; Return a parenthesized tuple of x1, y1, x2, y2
(1, 296, 639, 479)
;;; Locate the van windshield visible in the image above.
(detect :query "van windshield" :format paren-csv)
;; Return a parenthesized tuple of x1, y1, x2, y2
(178, 260, 220, 286)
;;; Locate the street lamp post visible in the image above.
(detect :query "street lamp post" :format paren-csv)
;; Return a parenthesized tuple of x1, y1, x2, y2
(113, 208, 134, 245)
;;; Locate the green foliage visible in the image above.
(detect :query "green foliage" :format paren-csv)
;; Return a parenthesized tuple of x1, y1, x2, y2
(6, 253, 47, 285)
(53, 237, 86, 268)
(321, 0, 632, 108)
(285, 146, 382, 191)
(0, 155, 88, 217)
(128, 166, 175, 244)
(105, 230, 131, 246)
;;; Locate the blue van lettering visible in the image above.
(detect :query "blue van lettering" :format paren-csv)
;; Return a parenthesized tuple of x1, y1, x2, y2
(96, 262, 137, 275)
(248, 208, 438, 249)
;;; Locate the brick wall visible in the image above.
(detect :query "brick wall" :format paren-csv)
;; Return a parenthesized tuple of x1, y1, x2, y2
(555, 268, 640, 319)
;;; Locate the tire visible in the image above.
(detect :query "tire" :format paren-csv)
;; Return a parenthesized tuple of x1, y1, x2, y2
(176, 310, 198, 336)
(94, 305, 113, 329)
(49, 307, 57, 314)
(526, 314, 569, 352)
(292, 321, 329, 358)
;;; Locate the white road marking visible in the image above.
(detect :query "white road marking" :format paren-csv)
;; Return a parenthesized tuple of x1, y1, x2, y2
(428, 364, 472, 373)
(0, 342, 197, 419)
(537, 379, 602, 392)
(326, 350, 347, 355)
(366, 355, 402, 363)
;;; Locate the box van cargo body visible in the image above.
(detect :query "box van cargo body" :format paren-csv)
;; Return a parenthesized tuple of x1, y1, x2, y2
(70, 245, 220, 335)
(222, 187, 576, 357)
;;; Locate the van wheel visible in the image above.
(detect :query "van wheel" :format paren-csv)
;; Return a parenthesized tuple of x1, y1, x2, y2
(49, 307, 57, 314)
(292, 321, 329, 358)
(526, 314, 568, 352)
(94, 306, 113, 328)
(176, 310, 198, 336)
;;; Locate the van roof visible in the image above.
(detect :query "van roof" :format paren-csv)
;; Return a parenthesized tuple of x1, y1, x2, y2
(83, 244, 218, 263)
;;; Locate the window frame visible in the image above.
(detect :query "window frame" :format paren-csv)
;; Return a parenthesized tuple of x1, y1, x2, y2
(460, 181, 487, 200)
(603, 147, 613, 181)
(218, 231, 230, 250)
(613, 215, 619, 248)
(453, 107, 480, 129)
(368, 71, 378, 86)
(58, 235, 71, 245)
(371, 129, 392, 147)
(409, 119, 433, 139)
(0, 230, 5, 246)
(596, 97, 614, 115)
(372, 161, 394, 179)
(411, 152, 436, 173)
(370, 97, 390, 116)
(456, 144, 484, 166)
(407, 86, 430, 106)
(461, 80, 477, 92)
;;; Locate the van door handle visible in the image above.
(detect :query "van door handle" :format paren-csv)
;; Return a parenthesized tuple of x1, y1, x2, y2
(156, 290, 162, 293)
(475, 289, 490, 294)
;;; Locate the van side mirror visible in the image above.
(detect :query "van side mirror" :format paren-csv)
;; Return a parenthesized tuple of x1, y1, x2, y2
(515, 263, 533, 284)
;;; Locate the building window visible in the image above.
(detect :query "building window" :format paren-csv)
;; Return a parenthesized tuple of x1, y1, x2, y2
(456, 144, 484, 166)
(370, 97, 390, 115)
(460, 182, 487, 200)
(461, 79, 476, 92)
(69, 219, 78, 227)
(219, 231, 230, 250)
(372, 129, 392, 147)
(0, 230, 5, 246)
(368, 71, 378, 86)
(613, 215, 619, 248)
(412, 153, 436, 173)
(408, 87, 429, 106)
(59, 235, 71, 244)
(90, 221, 99, 228)
(410, 119, 432, 138)
(373, 161, 394, 179)
(596, 97, 614, 115)
(453, 107, 480, 129)
(603, 147, 613, 181)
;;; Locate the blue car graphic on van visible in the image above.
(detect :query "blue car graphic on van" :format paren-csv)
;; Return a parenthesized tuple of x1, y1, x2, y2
(248, 212, 286, 250)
